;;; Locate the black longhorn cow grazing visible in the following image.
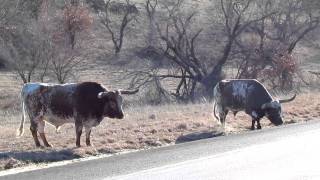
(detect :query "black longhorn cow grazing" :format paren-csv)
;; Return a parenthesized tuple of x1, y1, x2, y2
(17, 82, 138, 147)
(213, 79, 296, 130)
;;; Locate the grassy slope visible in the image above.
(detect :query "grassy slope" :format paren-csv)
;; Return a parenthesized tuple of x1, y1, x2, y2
(0, 0, 320, 171)
(0, 92, 319, 170)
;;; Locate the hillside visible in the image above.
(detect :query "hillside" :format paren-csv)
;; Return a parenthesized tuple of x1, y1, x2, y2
(0, 0, 319, 171)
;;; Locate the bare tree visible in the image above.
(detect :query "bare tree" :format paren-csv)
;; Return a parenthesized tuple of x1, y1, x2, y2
(0, 0, 54, 83)
(233, 0, 320, 90)
(126, 0, 273, 101)
(51, 50, 81, 83)
(57, 2, 92, 49)
(145, 0, 158, 47)
(134, 0, 276, 101)
(2, 27, 54, 83)
(49, 1, 92, 83)
(198, 0, 276, 94)
(20, 0, 43, 19)
(158, 11, 204, 101)
(267, 0, 320, 54)
(99, 0, 138, 54)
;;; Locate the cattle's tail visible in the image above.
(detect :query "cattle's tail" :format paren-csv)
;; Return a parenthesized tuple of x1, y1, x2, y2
(17, 85, 28, 137)
(213, 102, 219, 122)
(17, 100, 26, 137)
(212, 84, 221, 124)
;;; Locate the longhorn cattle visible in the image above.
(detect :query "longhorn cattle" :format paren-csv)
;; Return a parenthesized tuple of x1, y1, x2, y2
(213, 79, 296, 130)
(17, 82, 138, 147)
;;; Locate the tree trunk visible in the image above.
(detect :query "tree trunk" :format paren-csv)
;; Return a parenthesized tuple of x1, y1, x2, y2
(200, 38, 234, 98)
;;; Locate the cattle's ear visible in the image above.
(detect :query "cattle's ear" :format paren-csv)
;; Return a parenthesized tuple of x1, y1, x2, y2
(97, 91, 113, 99)
(261, 102, 270, 110)
(262, 101, 280, 110)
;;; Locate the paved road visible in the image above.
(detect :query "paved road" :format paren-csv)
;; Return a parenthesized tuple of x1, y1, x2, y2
(1, 120, 320, 180)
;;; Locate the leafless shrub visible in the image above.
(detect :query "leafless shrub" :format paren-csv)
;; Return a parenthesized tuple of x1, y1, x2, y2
(50, 2, 93, 83)
(86, 0, 106, 12)
(127, 0, 276, 102)
(145, 0, 158, 47)
(54, 2, 92, 49)
(99, 0, 138, 54)
(232, 0, 319, 91)
(108, 1, 138, 14)
(0, 0, 92, 84)
(124, 69, 173, 105)
(1, 23, 53, 83)
(309, 71, 320, 77)
(262, 51, 297, 90)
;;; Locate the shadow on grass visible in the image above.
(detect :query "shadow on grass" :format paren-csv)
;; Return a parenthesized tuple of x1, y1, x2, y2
(0, 149, 81, 163)
(175, 130, 224, 144)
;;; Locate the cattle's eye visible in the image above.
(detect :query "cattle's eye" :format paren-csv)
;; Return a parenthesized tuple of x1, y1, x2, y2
(110, 101, 117, 109)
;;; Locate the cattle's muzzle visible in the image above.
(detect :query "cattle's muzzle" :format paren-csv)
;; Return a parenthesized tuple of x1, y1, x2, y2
(273, 120, 283, 126)
(271, 117, 283, 126)
(116, 113, 124, 119)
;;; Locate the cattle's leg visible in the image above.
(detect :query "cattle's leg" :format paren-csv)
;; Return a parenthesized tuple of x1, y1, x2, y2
(39, 133, 51, 147)
(37, 118, 52, 147)
(219, 109, 228, 130)
(251, 119, 262, 130)
(85, 126, 92, 146)
(75, 121, 83, 147)
(251, 120, 256, 130)
(30, 121, 41, 147)
(256, 119, 262, 129)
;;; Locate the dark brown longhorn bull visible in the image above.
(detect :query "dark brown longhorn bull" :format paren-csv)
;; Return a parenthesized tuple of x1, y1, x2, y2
(17, 82, 138, 147)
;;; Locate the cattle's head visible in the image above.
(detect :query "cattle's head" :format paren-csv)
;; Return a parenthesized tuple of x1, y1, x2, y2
(97, 89, 139, 119)
(261, 94, 296, 126)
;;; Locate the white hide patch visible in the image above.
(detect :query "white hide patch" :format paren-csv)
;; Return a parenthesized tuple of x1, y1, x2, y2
(231, 82, 249, 99)
(45, 114, 75, 127)
(251, 111, 258, 119)
(21, 83, 78, 128)
(23, 83, 41, 95)
(22, 83, 77, 96)
(84, 119, 100, 128)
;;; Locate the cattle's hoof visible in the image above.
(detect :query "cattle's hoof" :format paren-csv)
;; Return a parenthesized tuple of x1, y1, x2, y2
(45, 144, 53, 148)
(250, 126, 255, 130)
(257, 126, 262, 130)
(38, 145, 45, 149)
(86, 140, 91, 146)
(35, 143, 42, 148)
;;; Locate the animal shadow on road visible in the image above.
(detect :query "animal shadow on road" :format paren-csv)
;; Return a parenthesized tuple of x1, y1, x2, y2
(175, 130, 224, 144)
(0, 149, 81, 163)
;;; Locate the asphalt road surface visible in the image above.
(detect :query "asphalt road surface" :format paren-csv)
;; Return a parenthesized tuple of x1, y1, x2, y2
(1, 120, 320, 180)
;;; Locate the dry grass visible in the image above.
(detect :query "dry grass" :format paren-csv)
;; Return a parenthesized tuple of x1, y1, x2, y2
(0, 0, 319, 172)
(0, 92, 319, 170)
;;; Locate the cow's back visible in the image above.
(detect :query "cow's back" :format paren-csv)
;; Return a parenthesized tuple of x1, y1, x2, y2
(22, 83, 46, 116)
(215, 79, 273, 112)
(45, 84, 76, 118)
(74, 82, 106, 119)
(22, 83, 77, 120)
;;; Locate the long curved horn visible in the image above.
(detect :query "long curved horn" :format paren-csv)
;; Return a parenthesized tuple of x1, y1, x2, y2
(119, 89, 139, 95)
(279, 94, 296, 103)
